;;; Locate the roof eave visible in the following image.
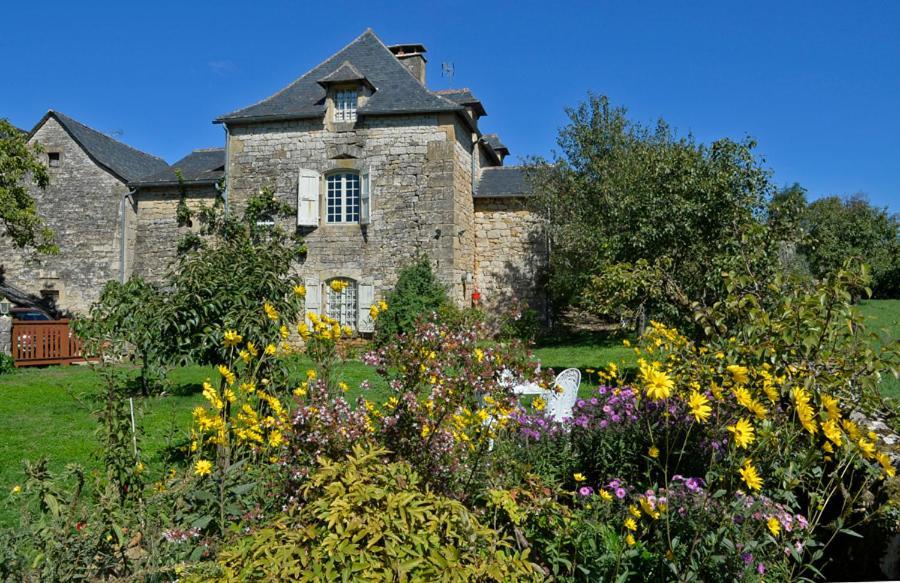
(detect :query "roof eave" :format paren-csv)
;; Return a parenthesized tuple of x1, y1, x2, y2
(129, 178, 222, 188)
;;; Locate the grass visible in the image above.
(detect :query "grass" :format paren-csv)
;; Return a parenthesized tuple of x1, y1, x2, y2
(0, 300, 896, 525)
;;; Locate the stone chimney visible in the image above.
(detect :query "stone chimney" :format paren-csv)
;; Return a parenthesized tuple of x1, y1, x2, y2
(388, 43, 427, 86)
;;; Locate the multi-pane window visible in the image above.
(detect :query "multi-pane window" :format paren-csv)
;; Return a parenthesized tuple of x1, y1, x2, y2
(326, 278, 357, 329)
(334, 89, 357, 122)
(326, 172, 360, 223)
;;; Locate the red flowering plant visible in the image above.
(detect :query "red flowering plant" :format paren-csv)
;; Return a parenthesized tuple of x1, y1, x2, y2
(362, 316, 552, 496)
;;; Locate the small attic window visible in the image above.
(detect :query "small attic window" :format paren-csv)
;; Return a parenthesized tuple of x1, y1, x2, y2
(334, 89, 357, 122)
(48, 152, 60, 167)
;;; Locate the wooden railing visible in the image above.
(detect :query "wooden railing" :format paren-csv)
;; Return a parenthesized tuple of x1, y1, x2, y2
(11, 319, 87, 367)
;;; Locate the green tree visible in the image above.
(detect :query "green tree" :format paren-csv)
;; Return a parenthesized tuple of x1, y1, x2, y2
(0, 119, 56, 253)
(527, 94, 785, 329)
(800, 194, 899, 297)
(374, 256, 450, 345)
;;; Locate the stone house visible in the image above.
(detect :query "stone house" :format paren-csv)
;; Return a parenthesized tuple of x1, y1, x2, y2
(3, 29, 545, 327)
(215, 29, 545, 331)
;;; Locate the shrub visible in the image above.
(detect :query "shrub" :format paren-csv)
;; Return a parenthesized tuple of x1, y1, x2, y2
(0, 353, 14, 375)
(198, 445, 542, 582)
(373, 256, 449, 345)
(496, 299, 541, 343)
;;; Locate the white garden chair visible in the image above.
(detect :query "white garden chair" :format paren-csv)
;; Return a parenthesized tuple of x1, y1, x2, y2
(513, 367, 582, 422)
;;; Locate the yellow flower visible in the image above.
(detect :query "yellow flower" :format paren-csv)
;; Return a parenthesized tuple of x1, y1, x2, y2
(876, 452, 896, 477)
(728, 418, 755, 449)
(648, 445, 660, 458)
(306, 369, 317, 380)
(474, 348, 484, 363)
(858, 437, 876, 459)
(533, 397, 546, 411)
(369, 304, 380, 319)
(767, 516, 781, 537)
(329, 279, 348, 292)
(629, 504, 641, 518)
(622, 339, 631, 347)
(338, 381, 349, 393)
(135, 461, 145, 474)
(280, 324, 290, 339)
(421, 424, 431, 438)
(640, 361, 673, 400)
(739, 459, 763, 491)
(379, 300, 388, 311)
(573, 472, 586, 483)
(822, 419, 843, 446)
(293, 386, 307, 397)
(626, 534, 636, 546)
(726, 364, 749, 385)
(687, 391, 712, 423)
(239, 349, 251, 363)
(293, 284, 306, 297)
(748, 400, 768, 420)
(217, 364, 235, 386)
(194, 459, 213, 477)
(246, 341, 258, 357)
(223, 329, 243, 347)
(342, 324, 353, 336)
(263, 302, 279, 321)
(268, 430, 285, 448)
(624, 517, 638, 531)
(265, 343, 277, 356)
(11, 485, 21, 495)
(599, 489, 613, 501)
(733, 386, 753, 409)
(821, 394, 842, 420)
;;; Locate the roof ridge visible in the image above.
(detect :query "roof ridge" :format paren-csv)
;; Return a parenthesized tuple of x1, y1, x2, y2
(50, 110, 167, 165)
(192, 147, 225, 152)
(217, 29, 379, 121)
(434, 88, 473, 94)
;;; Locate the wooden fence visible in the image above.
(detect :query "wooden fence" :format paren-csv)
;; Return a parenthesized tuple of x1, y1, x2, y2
(11, 319, 87, 367)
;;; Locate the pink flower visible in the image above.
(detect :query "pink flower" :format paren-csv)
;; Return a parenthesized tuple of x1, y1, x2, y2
(579, 486, 593, 497)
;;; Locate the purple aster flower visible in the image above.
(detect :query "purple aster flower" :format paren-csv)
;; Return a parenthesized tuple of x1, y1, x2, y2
(579, 486, 593, 497)
(741, 552, 753, 565)
(615, 487, 626, 499)
(757, 563, 765, 575)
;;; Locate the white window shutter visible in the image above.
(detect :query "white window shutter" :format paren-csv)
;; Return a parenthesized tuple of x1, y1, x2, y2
(357, 283, 375, 333)
(297, 169, 320, 227)
(304, 276, 320, 322)
(360, 170, 371, 225)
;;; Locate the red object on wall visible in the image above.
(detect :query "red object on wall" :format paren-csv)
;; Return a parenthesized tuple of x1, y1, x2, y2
(471, 291, 481, 303)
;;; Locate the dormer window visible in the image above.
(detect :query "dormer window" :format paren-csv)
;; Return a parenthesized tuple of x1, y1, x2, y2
(334, 89, 357, 122)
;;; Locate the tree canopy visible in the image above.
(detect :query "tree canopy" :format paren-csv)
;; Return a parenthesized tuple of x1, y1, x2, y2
(527, 94, 784, 328)
(0, 119, 56, 253)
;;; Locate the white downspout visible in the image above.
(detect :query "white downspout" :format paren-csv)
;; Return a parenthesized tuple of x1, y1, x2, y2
(119, 189, 136, 283)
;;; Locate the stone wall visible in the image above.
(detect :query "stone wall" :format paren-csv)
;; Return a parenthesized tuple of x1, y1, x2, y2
(473, 197, 547, 315)
(132, 186, 219, 283)
(0, 117, 127, 313)
(226, 113, 469, 303)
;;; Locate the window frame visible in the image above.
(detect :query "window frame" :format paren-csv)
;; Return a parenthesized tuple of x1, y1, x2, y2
(333, 89, 358, 123)
(48, 152, 61, 167)
(326, 171, 361, 224)
(325, 277, 358, 329)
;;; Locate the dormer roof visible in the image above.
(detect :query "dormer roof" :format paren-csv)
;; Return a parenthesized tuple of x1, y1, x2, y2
(216, 29, 462, 124)
(316, 61, 374, 90)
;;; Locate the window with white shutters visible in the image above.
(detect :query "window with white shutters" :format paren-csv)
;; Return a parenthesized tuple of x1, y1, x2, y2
(334, 89, 357, 122)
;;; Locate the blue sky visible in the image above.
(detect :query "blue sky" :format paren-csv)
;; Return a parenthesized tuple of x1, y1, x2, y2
(3, 0, 898, 211)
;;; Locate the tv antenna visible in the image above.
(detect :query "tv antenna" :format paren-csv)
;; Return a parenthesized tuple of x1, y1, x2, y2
(441, 62, 455, 83)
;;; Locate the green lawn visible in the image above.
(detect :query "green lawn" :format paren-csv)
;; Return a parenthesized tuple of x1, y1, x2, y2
(1, 300, 896, 526)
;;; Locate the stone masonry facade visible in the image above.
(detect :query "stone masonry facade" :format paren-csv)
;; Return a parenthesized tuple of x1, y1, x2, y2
(0, 117, 133, 313)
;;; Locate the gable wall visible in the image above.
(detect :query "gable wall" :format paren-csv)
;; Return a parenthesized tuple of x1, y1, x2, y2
(226, 114, 463, 302)
(0, 117, 128, 313)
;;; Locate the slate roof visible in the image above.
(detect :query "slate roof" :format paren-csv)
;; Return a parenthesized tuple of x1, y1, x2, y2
(483, 133, 509, 155)
(435, 88, 486, 117)
(32, 111, 169, 183)
(130, 148, 225, 187)
(475, 167, 532, 198)
(317, 61, 370, 88)
(216, 29, 463, 124)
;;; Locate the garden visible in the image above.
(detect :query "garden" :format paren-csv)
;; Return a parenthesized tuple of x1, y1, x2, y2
(1, 99, 899, 581)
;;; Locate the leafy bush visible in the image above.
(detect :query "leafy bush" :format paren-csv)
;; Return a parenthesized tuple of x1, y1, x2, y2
(496, 299, 541, 343)
(373, 256, 449, 345)
(198, 445, 541, 582)
(0, 353, 14, 375)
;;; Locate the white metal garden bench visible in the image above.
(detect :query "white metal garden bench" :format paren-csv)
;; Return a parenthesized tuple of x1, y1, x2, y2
(511, 367, 582, 422)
